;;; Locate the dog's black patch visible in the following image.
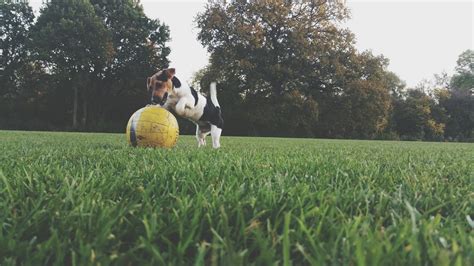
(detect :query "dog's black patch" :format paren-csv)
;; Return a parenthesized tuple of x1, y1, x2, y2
(157, 71, 168, 82)
(199, 96, 223, 129)
(190, 87, 199, 106)
(172, 76, 181, 88)
(196, 121, 211, 133)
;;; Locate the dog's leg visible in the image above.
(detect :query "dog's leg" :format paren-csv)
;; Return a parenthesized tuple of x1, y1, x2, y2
(210, 125, 222, 149)
(174, 99, 187, 117)
(175, 97, 196, 117)
(196, 125, 207, 147)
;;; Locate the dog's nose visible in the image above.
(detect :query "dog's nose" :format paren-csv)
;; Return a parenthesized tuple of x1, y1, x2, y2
(150, 89, 158, 104)
(151, 95, 160, 105)
(159, 92, 168, 105)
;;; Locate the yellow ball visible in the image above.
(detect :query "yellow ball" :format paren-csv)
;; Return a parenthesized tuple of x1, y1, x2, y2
(126, 106, 179, 148)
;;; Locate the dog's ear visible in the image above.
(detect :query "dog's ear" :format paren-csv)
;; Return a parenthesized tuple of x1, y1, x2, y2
(164, 68, 176, 78)
(172, 76, 181, 88)
(147, 77, 151, 90)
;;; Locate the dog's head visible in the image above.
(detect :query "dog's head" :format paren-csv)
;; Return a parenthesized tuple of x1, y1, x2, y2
(147, 68, 181, 105)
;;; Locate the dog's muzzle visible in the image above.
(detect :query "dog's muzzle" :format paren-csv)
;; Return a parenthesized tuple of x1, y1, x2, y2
(150, 91, 168, 106)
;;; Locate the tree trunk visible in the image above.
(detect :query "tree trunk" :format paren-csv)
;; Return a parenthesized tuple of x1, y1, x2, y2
(73, 86, 78, 129)
(82, 96, 87, 129)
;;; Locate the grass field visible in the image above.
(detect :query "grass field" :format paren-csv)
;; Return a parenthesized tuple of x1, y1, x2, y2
(0, 130, 473, 265)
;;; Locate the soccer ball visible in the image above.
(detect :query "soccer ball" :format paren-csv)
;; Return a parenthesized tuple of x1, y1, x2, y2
(126, 106, 179, 148)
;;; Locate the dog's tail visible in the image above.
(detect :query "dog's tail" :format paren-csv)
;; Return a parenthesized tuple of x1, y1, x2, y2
(210, 82, 220, 107)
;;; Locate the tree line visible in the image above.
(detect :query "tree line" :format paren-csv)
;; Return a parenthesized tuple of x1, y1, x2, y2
(194, 0, 473, 141)
(1, 0, 473, 141)
(1, 0, 170, 132)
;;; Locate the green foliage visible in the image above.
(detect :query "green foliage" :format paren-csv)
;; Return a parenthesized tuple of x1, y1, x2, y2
(0, 1, 35, 99)
(196, 0, 393, 138)
(90, 0, 170, 92)
(385, 50, 473, 141)
(244, 90, 319, 136)
(0, 2, 52, 131)
(30, 0, 114, 129)
(441, 97, 474, 141)
(197, 0, 350, 95)
(392, 90, 445, 141)
(85, 0, 171, 130)
(0, 131, 473, 264)
(31, 0, 112, 74)
(1, 0, 171, 131)
(318, 52, 393, 139)
(451, 50, 474, 94)
(440, 49, 474, 140)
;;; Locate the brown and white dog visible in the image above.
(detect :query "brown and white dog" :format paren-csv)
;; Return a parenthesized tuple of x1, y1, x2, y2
(147, 68, 223, 148)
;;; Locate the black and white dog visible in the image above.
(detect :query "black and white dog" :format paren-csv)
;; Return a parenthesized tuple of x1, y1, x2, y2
(147, 68, 223, 148)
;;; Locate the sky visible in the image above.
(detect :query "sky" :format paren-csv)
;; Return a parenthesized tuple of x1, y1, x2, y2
(29, 0, 473, 88)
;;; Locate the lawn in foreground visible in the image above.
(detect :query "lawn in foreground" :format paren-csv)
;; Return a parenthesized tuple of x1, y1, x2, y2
(0, 131, 473, 265)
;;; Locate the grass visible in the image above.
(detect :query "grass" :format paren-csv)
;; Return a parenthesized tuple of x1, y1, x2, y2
(0, 130, 473, 265)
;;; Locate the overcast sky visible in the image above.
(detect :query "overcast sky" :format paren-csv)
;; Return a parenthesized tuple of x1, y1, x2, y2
(30, 0, 473, 87)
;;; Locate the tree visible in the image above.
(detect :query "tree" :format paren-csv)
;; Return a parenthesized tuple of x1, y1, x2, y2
(392, 89, 445, 140)
(0, 1, 45, 129)
(441, 50, 474, 140)
(196, 0, 394, 138)
(197, 0, 350, 96)
(441, 93, 474, 140)
(451, 50, 474, 94)
(316, 51, 393, 139)
(86, 0, 171, 131)
(31, 0, 114, 129)
(195, 0, 341, 136)
(380, 72, 407, 140)
(242, 89, 319, 136)
(0, 1, 34, 100)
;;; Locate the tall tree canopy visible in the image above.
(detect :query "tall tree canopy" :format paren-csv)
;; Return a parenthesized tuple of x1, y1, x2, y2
(441, 49, 474, 140)
(451, 50, 474, 94)
(87, 0, 171, 130)
(392, 89, 445, 140)
(28, 0, 170, 130)
(0, 1, 34, 100)
(196, 0, 392, 137)
(31, 0, 114, 129)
